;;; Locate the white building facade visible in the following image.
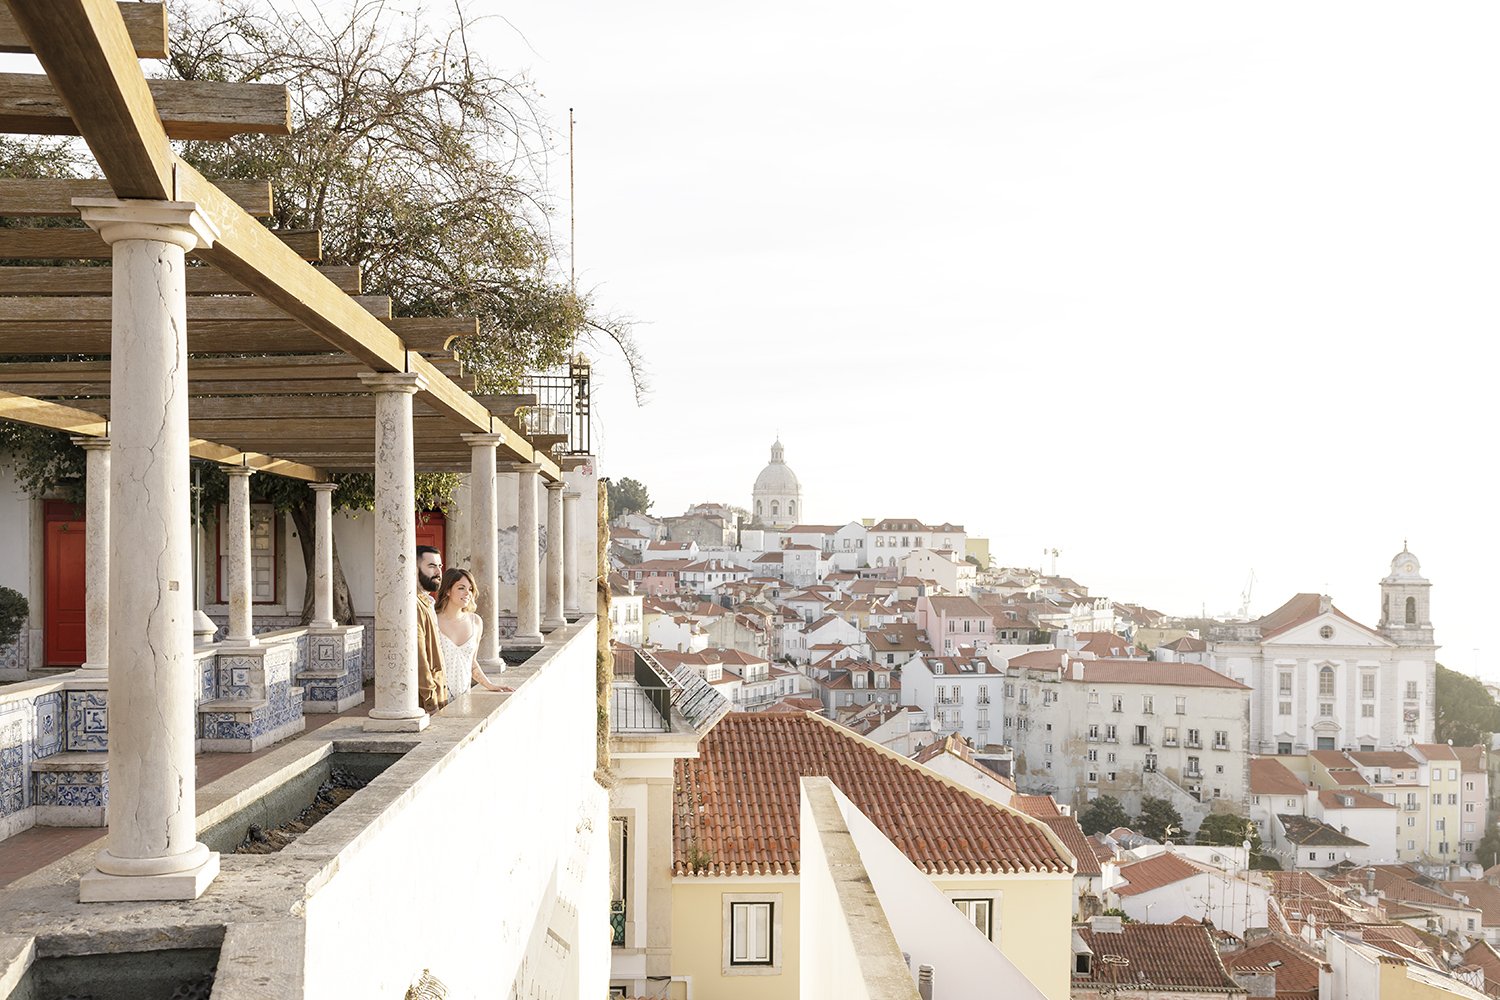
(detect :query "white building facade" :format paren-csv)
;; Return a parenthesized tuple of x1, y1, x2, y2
(1210, 549, 1437, 756)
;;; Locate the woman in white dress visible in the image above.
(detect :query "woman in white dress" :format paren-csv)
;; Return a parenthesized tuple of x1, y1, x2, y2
(432, 568, 512, 695)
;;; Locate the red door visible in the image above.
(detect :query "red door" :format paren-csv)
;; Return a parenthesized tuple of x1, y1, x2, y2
(44, 500, 87, 666)
(415, 510, 446, 563)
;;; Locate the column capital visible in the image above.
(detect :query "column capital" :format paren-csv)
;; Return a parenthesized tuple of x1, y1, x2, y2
(509, 462, 542, 474)
(562, 491, 582, 501)
(543, 480, 566, 492)
(70, 435, 110, 451)
(74, 198, 219, 251)
(223, 465, 256, 478)
(308, 482, 339, 493)
(358, 371, 427, 394)
(460, 432, 505, 447)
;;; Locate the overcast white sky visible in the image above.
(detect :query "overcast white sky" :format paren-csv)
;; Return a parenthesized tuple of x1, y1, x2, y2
(480, 2, 1500, 677)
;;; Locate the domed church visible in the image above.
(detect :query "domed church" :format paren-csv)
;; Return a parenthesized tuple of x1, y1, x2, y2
(751, 439, 802, 528)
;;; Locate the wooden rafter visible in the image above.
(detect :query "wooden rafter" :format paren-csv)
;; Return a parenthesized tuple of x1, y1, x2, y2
(0, 316, 470, 355)
(0, 264, 361, 296)
(0, 295, 392, 322)
(0, 178, 273, 217)
(0, 3, 166, 59)
(0, 73, 290, 140)
(0, 389, 324, 480)
(0, 227, 321, 260)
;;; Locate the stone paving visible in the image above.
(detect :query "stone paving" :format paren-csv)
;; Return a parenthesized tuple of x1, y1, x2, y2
(0, 685, 375, 888)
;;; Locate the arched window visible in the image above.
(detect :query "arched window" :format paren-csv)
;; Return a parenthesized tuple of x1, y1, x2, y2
(756, 500, 762, 515)
(771, 501, 779, 517)
(789, 500, 796, 518)
(875, 556, 884, 567)
(1319, 665, 1335, 697)
(1406, 596, 1417, 624)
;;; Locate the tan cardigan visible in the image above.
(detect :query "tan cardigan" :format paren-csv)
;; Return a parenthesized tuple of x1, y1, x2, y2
(416, 594, 450, 713)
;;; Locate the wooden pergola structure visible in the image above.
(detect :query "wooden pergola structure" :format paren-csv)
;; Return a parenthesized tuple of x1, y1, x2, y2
(0, 0, 584, 901)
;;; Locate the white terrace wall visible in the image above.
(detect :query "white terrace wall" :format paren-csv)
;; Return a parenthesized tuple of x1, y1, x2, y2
(299, 618, 610, 999)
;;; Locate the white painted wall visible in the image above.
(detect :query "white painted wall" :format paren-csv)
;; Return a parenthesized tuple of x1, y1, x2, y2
(300, 622, 610, 999)
(1111, 869, 1272, 936)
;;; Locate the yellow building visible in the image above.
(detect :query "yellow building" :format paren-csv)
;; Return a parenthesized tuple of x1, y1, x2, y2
(1411, 744, 1464, 866)
(669, 712, 1075, 1000)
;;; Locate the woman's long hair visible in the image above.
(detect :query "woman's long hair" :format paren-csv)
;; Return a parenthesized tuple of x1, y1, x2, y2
(433, 567, 477, 614)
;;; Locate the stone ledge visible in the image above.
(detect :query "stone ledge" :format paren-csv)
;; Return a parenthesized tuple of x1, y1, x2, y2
(31, 753, 107, 773)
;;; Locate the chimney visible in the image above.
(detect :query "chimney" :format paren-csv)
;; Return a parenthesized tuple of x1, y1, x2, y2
(1090, 915, 1123, 934)
(918, 965, 934, 1000)
(1234, 970, 1277, 999)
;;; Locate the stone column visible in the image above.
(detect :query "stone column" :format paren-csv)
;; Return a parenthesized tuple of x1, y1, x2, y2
(562, 490, 582, 618)
(309, 483, 338, 629)
(70, 436, 110, 675)
(543, 481, 566, 632)
(512, 463, 543, 645)
(360, 372, 429, 733)
(462, 434, 503, 670)
(223, 466, 257, 645)
(74, 198, 220, 902)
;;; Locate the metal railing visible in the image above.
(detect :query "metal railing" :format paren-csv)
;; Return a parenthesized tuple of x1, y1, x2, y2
(521, 358, 592, 455)
(611, 684, 670, 733)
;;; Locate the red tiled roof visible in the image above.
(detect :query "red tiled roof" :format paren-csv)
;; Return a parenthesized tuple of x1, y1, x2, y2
(1081, 660, 1250, 690)
(764, 697, 826, 714)
(1456, 746, 1488, 773)
(1114, 852, 1207, 896)
(1413, 743, 1461, 761)
(1444, 881, 1500, 927)
(1040, 815, 1102, 878)
(1251, 758, 1310, 797)
(1253, 593, 1374, 641)
(1012, 794, 1063, 818)
(1223, 938, 1323, 1000)
(1318, 789, 1396, 810)
(673, 713, 1072, 877)
(1463, 940, 1500, 996)
(1073, 924, 1241, 991)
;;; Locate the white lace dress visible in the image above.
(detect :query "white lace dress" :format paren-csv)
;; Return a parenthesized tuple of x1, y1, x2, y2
(436, 617, 480, 697)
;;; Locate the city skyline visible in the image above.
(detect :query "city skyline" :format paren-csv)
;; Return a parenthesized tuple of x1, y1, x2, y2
(481, 1, 1498, 681)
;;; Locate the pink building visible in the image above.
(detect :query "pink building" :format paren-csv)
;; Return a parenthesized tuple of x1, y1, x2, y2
(916, 595, 994, 655)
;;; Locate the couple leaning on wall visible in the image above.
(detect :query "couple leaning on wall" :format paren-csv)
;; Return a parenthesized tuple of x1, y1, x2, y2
(414, 545, 512, 712)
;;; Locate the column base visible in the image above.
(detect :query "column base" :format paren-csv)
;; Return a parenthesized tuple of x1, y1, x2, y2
(542, 618, 566, 632)
(80, 852, 220, 902)
(364, 713, 430, 733)
(511, 632, 544, 647)
(75, 662, 108, 676)
(476, 656, 505, 672)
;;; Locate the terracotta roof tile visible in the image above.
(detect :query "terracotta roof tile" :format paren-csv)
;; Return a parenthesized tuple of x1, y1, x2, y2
(1443, 881, 1500, 927)
(673, 713, 1072, 877)
(1081, 660, 1250, 690)
(1114, 852, 1208, 896)
(1040, 815, 1102, 878)
(1318, 789, 1396, 810)
(1251, 758, 1310, 796)
(1012, 794, 1063, 818)
(1278, 814, 1367, 846)
(1073, 924, 1241, 991)
(1223, 938, 1323, 1000)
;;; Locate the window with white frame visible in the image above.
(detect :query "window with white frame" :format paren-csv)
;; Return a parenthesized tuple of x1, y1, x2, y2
(953, 897, 996, 940)
(723, 894, 781, 974)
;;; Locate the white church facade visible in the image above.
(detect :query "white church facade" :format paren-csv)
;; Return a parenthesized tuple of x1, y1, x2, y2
(1209, 548, 1436, 756)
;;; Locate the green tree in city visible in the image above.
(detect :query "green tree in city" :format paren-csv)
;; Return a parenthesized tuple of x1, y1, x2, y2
(1434, 663, 1500, 746)
(1477, 821, 1500, 871)
(608, 478, 653, 520)
(1195, 812, 1263, 863)
(1135, 796, 1184, 842)
(1078, 795, 1130, 836)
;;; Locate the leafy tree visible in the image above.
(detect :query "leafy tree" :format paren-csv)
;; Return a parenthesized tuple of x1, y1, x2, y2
(1079, 795, 1130, 836)
(608, 477, 652, 520)
(1434, 663, 1500, 747)
(1477, 821, 1500, 871)
(1195, 813, 1262, 857)
(1135, 796, 1184, 842)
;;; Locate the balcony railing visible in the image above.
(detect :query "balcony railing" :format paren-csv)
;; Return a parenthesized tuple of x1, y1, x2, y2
(610, 684, 671, 733)
(1186, 769, 1204, 780)
(1213, 742, 1229, 751)
(1162, 738, 1179, 747)
(1186, 739, 1202, 749)
(520, 359, 592, 455)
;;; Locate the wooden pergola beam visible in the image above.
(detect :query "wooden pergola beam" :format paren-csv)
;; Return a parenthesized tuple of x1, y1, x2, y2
(0, 227, 321, 260)
(0, 390, 324, 480)
(0, 316, 470, 355)
(0, 294, 392, 322)
(0, 3, 166, 59)
(0, 73, 290, 140)
(0, 264, 361, 296)
(0, 178, 273, 217)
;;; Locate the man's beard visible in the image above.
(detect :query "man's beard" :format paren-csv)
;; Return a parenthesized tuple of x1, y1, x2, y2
(420, 572, 440, 593)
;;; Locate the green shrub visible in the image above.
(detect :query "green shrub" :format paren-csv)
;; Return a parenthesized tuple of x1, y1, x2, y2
(0, 586, 26, 648)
